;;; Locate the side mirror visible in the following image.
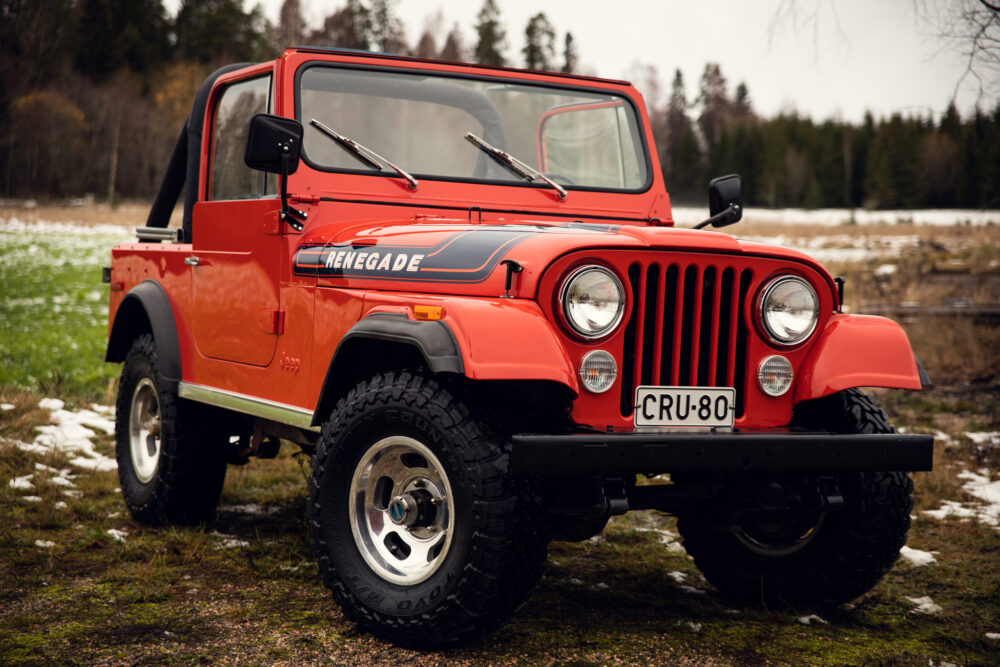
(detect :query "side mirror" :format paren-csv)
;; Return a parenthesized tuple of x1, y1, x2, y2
(695, 174, 743, 229)
(244, 113, 303, 174)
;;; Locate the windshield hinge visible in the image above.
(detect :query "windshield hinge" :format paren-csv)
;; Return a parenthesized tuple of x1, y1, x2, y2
(290, 194, 320, 205)
(468, 206, 483, 224)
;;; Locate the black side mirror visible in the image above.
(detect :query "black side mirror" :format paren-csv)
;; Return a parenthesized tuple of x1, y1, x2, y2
(244, 113, 303, 174)
(244, 114, 307, 230)
(695, 174, 743, 229)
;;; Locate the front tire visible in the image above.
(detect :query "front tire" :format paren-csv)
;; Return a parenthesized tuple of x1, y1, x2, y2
(307, 372, 548, 648)
(114, 334, 227, 525)
(677, 389, 914, 607)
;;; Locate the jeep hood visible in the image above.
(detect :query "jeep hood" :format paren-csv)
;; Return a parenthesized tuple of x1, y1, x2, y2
(293, 216, 832, 298)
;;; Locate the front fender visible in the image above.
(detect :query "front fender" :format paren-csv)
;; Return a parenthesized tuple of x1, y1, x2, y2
(441, 298, 578, 391)
(794, 313, 922, 402)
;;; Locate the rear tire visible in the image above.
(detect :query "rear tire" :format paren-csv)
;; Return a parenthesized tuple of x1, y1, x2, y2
(307, 372, 548, 648)
(676, 389, 914, 607)
(114, 334, 227, 525)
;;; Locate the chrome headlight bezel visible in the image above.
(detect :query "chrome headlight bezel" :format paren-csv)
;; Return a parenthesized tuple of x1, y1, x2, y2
(559, 265, 626, 340)
(759, 275, 819, 346)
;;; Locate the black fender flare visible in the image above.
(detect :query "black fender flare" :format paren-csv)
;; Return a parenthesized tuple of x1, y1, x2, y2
(105, 280, 182, 392)
(311, 313, 464, 426)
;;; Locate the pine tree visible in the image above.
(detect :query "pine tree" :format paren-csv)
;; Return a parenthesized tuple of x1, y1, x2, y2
(522, 12, 555, 71)
(370, 0, 407, 54)
(309, 0, 371, 51)
(276, 0, 305, 50)
(75, 0, 170, 80)
(473, 0, 507, 67)
(439, 23, 465, 61)
(175, 0, 271, 63)
(561, 32, 578, 73)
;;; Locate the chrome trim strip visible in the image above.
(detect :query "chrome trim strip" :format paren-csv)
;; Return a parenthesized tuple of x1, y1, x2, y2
(178, 382, 318, 431)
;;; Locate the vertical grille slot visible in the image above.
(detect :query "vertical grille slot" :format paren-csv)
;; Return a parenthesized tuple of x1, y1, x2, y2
(619, 259, 751, 420)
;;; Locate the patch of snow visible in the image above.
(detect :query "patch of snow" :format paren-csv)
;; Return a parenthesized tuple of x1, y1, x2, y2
(986, 632, 1000, 641)
(956, 471, 1000, 528)
(635, 526, 687, 554)
(9, 474, 33, 490)
(211, 531, 250, 550)
(679, 585, 706, 595)
(906, 596, 943, 615)
(62, 490, 82, 499)
(279, 563, 306, 572)
(34, 540, 55, 548)
(899, 546, 937, 567)
(686, 622, 702, 632)
(220, 503, 266, 515)
(723, 608, 741, 615)
(798, 614, 829, 625)
(670, 206, 1000, 227)
(569, 577, 584, 585)
(874, 263, 897, 276)
(1, 403, 14, 411)
(16, 400, 117, 472)
(0, 218, 133, 237)
(22, 495, 42, 503)
(966, 432, 999, 447)
(48, 476, 76, 488)
(667, 571, 688, 583)
(593, 582, 609, 591)
(54, 501, 68, 510)
(107, 529, 128, 543)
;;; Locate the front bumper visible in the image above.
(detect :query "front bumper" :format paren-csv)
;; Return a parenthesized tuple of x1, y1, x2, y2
(510, 431, 933, 475)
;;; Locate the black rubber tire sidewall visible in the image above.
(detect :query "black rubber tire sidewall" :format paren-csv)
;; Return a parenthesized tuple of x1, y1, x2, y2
(308, 372, 548, 647)
(677, 389, 914, 607)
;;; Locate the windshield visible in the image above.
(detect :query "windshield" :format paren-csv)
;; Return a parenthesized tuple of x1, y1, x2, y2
(297, 66, 650, 191)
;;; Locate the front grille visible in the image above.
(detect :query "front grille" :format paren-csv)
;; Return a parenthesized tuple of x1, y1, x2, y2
(619, 260, 753, 418)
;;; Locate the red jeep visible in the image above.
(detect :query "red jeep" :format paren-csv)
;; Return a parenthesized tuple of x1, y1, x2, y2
(105, 48, 933, 647)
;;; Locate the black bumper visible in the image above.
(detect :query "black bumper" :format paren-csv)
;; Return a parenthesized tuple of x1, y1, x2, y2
(510, 431, 934, 475)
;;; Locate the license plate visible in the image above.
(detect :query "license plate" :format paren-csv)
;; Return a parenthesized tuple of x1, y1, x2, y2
(634, 386, 736, 428)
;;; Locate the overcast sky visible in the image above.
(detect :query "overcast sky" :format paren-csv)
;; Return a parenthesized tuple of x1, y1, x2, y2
(166, 0, 998, 123)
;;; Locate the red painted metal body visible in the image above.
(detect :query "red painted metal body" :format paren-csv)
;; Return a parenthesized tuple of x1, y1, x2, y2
(107, 48, 922, 431)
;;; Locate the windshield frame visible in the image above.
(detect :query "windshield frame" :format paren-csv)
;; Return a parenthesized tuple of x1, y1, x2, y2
(293, 62, 654, 195)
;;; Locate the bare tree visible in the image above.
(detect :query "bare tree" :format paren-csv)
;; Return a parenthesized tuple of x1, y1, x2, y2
(770, 1, 1000, 105)
(932, 0, 1000, 103)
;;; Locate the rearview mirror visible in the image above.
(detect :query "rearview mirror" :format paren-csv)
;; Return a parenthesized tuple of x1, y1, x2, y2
(707, 174, 742, 226)
(694, 174, 743, 229)
(244, 114, 303, 174)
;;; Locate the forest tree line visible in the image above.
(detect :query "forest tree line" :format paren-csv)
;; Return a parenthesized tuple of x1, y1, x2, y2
(2, 0, 998, 209)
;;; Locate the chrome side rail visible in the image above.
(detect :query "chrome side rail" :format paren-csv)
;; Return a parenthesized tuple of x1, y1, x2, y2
(178, 382, 319, 431)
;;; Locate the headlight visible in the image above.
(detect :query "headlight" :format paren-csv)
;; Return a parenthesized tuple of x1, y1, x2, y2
(560, 265, 626, 339)
(760, 276, 819, 345)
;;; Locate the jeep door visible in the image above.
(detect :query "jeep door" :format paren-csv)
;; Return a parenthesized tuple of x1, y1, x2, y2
(189, 73, 283, 367)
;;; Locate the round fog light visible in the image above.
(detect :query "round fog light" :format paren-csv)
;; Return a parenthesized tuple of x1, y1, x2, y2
(579, 350, 617, 393)
(758, 355, 793, 397)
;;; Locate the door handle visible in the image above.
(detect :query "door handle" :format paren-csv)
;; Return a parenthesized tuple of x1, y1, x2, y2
(184, 256, 200, 266)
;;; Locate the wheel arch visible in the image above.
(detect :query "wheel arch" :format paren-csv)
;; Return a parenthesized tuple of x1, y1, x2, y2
(311, 314, 463, 426)
(106, 280, 182, 392)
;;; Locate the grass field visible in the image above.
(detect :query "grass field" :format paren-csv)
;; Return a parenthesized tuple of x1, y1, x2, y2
(1, 204, 999, 665)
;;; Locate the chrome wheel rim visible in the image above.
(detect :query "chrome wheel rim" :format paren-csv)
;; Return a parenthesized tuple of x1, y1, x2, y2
(128, 378, 162, 484)
(349, 436, 455, 585)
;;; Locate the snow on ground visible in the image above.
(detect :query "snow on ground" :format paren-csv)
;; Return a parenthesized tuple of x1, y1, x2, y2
(906, 596, 944, 615)
(0, 217, 133, 237)
(924, 469, 1000, 531)
(899, 546, 937, 567)
(798, 615, 829, 626)
(14, 398, 117, 472)
(670, 206, 1000, 227)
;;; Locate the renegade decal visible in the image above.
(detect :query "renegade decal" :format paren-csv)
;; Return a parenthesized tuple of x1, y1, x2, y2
(293, 229, 534, 283)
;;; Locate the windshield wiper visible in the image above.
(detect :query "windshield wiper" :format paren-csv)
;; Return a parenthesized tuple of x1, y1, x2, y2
(309, 119, 418, 191)
(464, 132, 567, 200)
